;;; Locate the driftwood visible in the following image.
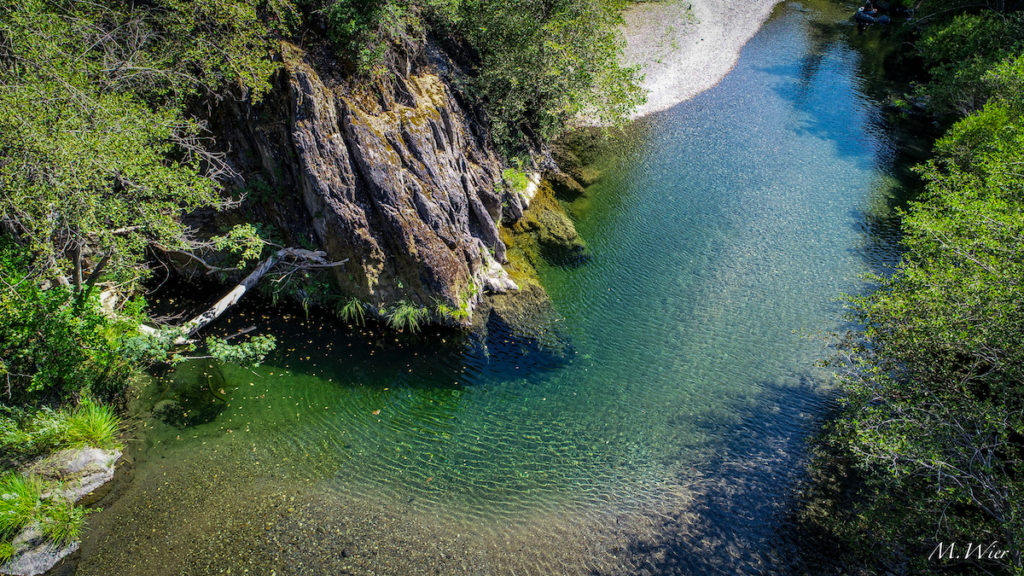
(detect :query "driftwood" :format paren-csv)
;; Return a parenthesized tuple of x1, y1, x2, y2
(140, 248, 346, 344)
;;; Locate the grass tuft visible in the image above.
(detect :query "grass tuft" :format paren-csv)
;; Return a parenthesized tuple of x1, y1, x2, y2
(434, 301, 469, 323)
(0, 540, 13, 564)
(39, 498, 84, 546)
(0, 473, 88, 560)
(64, 402, 120, 449)
(386, 301, 428, 333)
(338, 297, 367, 326)
(0, 473, 44, 541)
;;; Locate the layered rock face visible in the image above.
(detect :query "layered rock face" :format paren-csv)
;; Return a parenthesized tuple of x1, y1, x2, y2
(218, 42, 520, 320)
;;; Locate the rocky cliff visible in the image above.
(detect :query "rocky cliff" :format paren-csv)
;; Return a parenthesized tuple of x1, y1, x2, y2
(212, 41, 536, 325)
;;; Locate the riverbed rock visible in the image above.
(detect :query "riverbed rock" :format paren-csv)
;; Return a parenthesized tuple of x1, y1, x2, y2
(544, 169, 586, 200)
(1, 448, 120, 576)
(535, 208, 588, 265)
(551, 133, 603, 186)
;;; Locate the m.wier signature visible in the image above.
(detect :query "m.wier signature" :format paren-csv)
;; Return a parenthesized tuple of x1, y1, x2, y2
(930, 542, 1012, 562)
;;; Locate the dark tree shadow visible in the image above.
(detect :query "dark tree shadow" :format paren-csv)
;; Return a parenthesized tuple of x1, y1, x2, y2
(591, 377, 852, 576)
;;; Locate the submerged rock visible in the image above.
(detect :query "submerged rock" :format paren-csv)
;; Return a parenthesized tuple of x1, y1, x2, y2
(535, 207, 588, 265)
(544, 169, 586, 200)
(505, 181, 590, 269)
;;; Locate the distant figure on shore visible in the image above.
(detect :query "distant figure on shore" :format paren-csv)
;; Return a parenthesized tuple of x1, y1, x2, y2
(856, 0, 891, 31)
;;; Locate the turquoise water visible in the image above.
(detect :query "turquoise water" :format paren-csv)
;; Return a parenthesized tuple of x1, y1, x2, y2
(78, 3, 909, 575)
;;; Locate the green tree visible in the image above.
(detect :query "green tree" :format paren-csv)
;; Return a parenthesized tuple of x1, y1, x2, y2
(313, 0, 644, 152)
(457, 0, 644, 152)
(824, 40, 1024, 572)
(0, 246, 141, 406)
(916, 11, 1024, 117)
(0, 0, 286, 293)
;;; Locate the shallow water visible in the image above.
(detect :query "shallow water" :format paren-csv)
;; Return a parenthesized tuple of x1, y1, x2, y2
(77, 3, 912, 575)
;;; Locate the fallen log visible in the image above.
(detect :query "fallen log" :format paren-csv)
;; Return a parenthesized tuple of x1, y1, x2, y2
(140, 248, 346, 344)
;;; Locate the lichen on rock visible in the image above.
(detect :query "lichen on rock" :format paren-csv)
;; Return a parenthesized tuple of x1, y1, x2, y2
(1, 524, 79, 576)
(28, 448, 121, 506)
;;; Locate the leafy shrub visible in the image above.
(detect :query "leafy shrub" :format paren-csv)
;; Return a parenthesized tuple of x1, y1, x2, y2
(916, 12, 1024, 116)
(502, 167, 531, 196)
(0, 409, 66, 458)
(824, 42, 1024, 571)
(0, 245, 143, 406)
(205, 335, 277, 367)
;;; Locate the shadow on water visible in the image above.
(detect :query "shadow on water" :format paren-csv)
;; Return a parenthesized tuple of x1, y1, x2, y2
(152, 363, 231, 427)
(148, 276, 576, 392)
(591, 377, 848, 576)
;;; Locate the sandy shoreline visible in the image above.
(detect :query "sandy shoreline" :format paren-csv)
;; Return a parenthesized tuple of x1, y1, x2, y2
(622, 0, 784, 117)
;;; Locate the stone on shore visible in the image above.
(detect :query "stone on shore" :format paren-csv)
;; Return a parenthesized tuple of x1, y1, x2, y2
(2, 448, 120, 576)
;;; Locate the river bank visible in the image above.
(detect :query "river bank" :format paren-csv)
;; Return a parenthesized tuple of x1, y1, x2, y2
(622, 0, 783, 117)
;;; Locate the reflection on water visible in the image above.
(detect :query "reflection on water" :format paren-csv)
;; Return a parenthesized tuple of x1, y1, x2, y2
(77, 2, 914, 575)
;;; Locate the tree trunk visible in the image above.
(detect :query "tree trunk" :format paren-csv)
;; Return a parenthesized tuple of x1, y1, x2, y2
(180, 250, 284, 338)
(72, 244, 83, 292)
(78, 253, 110, 309)
(140, 248, 344, 345)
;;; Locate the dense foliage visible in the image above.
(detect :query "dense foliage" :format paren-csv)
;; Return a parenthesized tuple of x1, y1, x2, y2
(0, 0, 285, 405)
(311, 0, 644, 151)
(0, 0, 280, 291)
(916, 11, 1024, 117)
(458, 0, 644, 150)
(821, 5, 1024, 573)
(0, 0, 644, 407)
(0, 248, 142, 407)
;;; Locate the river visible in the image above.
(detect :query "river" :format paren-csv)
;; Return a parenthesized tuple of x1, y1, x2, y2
(76, 2, 912, 574)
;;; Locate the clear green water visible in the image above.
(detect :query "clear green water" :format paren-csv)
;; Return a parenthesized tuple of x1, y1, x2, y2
(78, 3, 911, 575)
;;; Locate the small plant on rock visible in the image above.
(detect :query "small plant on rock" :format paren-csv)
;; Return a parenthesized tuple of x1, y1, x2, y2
(386, 302, 428, 333)
(0, 473, 87, 562)
(338, 297, 367, 326)
(502, 167, 530, 197)
(434, 301, 469, 323)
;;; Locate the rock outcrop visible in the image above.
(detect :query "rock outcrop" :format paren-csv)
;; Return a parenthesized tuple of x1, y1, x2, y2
(214, 42, 523, 323)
